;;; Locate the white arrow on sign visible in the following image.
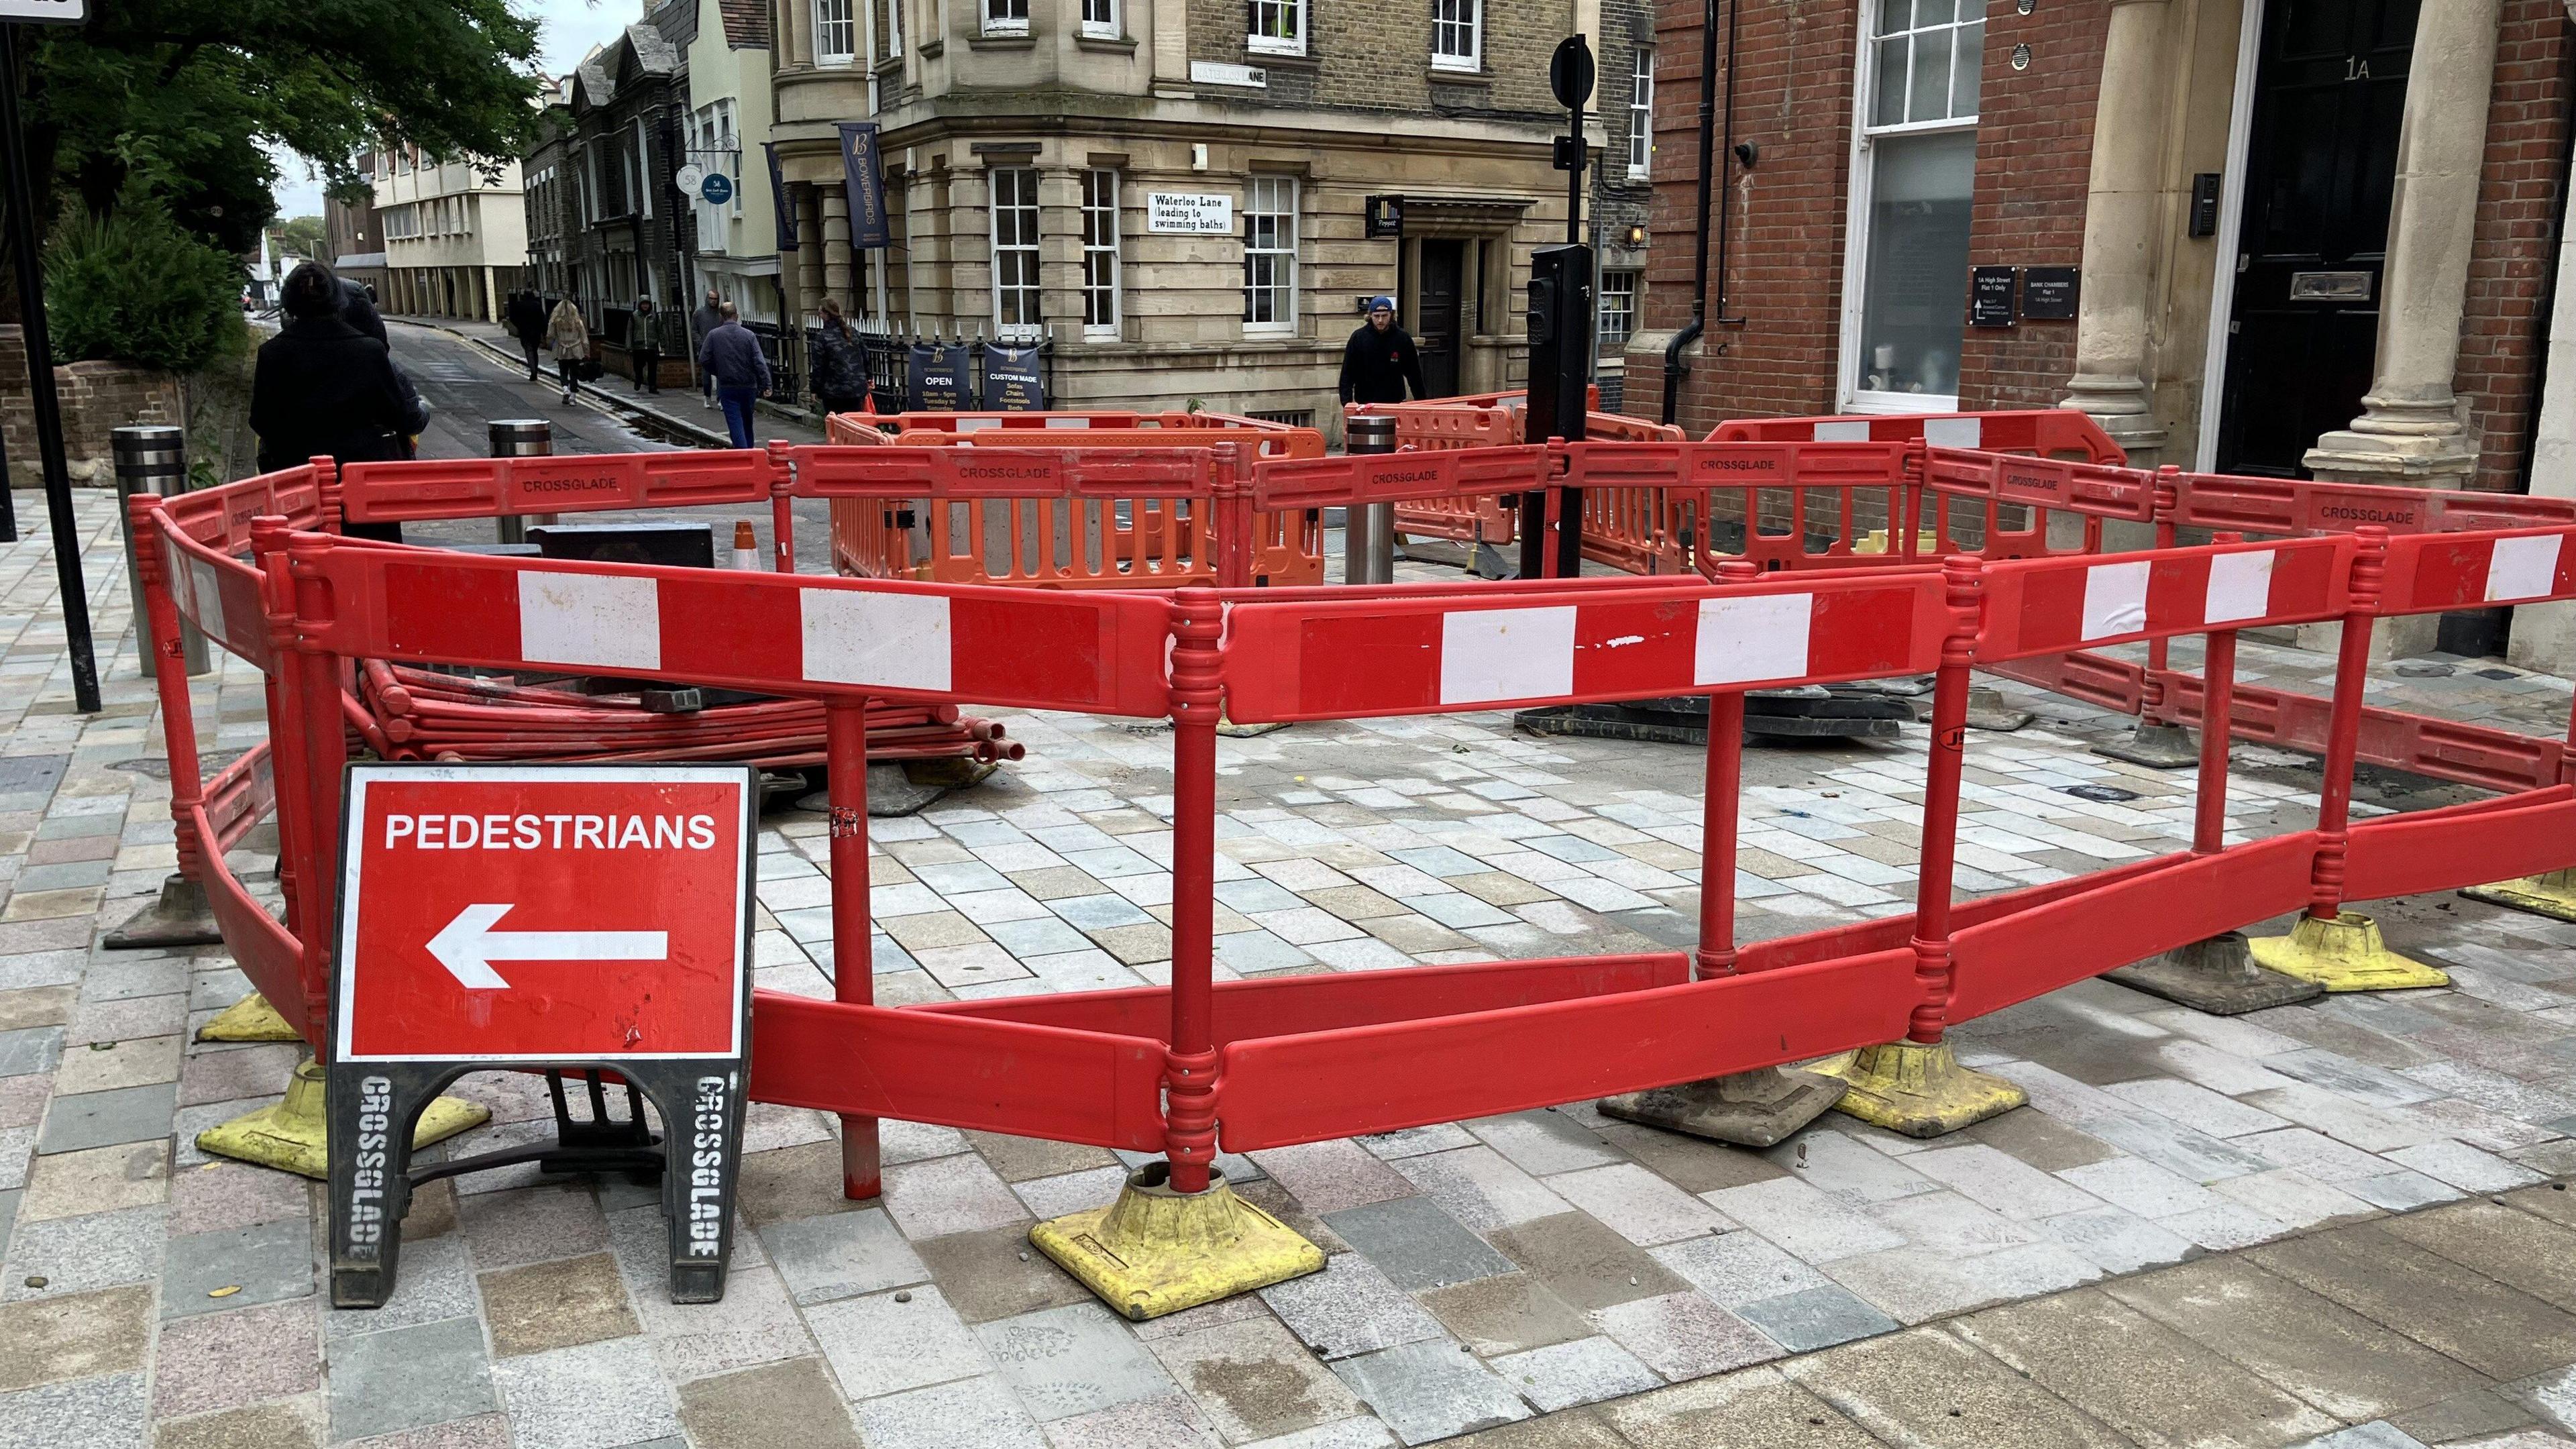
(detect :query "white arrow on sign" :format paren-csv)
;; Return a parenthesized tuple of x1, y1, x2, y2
(426, 903, 667, 990)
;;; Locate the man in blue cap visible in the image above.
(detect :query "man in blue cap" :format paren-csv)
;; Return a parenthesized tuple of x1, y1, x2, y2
(1338, 296, 1431, 405)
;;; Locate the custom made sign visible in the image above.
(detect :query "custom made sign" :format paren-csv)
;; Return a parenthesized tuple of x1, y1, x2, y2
(1970, 266, 2017, 328)
(2022, 266, 2080, 321)
(327, 763, 756, 1309)
(1147, 191, 1234, 235)
(980, 342, 1046, 411)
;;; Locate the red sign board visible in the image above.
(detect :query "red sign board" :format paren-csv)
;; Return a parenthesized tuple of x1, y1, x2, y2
(333, 765, 755, 1063)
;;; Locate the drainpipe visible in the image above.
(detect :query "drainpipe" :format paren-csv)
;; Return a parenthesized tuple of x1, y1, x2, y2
(1662, 0, 1723, 425)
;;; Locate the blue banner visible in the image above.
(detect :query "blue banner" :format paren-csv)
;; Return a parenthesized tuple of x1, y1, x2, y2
(837, 122, 891, 250)
(763, 142, 798, 252)
(979, 342, 1046, 411)
(907, 343, 969, 411)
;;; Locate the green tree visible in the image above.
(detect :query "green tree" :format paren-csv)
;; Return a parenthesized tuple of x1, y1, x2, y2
(21, 1, 543, 250)
(271, 214, 325, 262)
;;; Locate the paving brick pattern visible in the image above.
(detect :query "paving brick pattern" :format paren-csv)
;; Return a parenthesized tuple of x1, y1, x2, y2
(7, 332, 2576, 1444)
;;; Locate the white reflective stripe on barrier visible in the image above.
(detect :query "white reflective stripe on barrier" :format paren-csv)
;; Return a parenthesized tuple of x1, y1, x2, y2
(801, 590, 953, 691)
(1812, 421, 1869, 442)
(517, 572, 663, 671)
(2205, 549, 2276, 623)
(2487, 534, 2566, 602)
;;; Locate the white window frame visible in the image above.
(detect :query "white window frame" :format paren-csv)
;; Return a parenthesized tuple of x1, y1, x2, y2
(885, 0, 904, 54)
(634, 117, 653, 220)
(816, 0, 858, 64)
(1598, 268, 1640, 346)
(1627, 45, 1654, 178)
(1247, 0, 1303, 56)
(983, 0, 1030, 38)
(1081, 168, 1120, 339)
(1835, 0, 1981, 415)
(1241, 176, 1297, 335)
(989, 167, 1042, 335)
(1080, 0, 1119, 40)
(1430, 0, 1481, 72)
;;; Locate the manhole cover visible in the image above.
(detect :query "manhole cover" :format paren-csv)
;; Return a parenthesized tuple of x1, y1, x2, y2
(2057, 784, 2140, 804)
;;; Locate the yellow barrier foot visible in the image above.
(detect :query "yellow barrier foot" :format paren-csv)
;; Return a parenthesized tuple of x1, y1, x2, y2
(196, 991, 305, 1044)
(2247, 912, 2450, 992)
(2093, 720, 2200, 769)
(2109, 930, 2323, 1016)
(1030, 1164, 1324, 1322)
(2461, 867, 2576, 924)
(197, 1059, 490, 1180)
(1811, 1041, 2027, 1139)
(1599, 1066, 1848, 1149)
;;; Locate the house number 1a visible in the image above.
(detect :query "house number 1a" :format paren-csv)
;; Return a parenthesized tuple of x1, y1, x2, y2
(2345, 56, 2373, 80)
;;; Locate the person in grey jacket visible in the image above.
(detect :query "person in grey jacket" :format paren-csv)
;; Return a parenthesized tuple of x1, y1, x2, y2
(698, 302, 771, 447)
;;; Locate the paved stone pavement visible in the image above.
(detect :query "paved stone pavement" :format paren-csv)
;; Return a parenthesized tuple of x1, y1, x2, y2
(7, 436, 2576, 1446)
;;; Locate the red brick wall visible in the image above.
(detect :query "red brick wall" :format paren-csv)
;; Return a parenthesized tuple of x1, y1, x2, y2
(0, 326, 186, 488)
(2460, 0, 2572, 494)
(1622, 0, 1860, 433)
(1953, 3, 2108, 411)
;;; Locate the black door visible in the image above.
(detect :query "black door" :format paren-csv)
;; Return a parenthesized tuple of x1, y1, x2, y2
(2214, 0, 2416, 477)
(1417, 239, 1464, 400)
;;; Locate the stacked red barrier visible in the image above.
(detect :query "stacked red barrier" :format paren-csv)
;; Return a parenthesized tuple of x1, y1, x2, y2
(347, 661, 1024, 770)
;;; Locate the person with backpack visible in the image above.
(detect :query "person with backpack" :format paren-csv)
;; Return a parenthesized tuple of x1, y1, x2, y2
(810, 297, 869, 418)
(549, 296, 591, 404)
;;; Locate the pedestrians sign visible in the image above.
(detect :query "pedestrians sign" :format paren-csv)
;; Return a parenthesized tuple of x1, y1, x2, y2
(326, 763, 757, 1309)
(701, 172, 733, 205)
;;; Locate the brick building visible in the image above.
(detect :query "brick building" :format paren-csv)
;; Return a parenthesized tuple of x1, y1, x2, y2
(764, 0, 1650, 427)
(564, 12, 698, 383)
(1624, 0, 2572, 527)
(324, 154, 390, 303)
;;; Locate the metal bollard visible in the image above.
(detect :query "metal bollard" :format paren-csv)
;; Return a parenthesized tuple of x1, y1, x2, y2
(490, 419, 553, 544)
(1342, 414, 1397, 586)
(113, 426, 208, 675)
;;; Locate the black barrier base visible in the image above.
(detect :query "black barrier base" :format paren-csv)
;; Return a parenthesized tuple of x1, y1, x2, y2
(330, 1060, 745, 1307)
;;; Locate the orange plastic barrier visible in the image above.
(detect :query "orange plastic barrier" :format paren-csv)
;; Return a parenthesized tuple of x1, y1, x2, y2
(823, 413, 1324, 588)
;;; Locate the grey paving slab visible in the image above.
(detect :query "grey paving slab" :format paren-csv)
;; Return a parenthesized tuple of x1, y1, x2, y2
(1330, 1338, 1530, 1446)
(1778, 1326, 2135, 1449)
(162, 1216, 315, 1319)
(1, 1204, 166, 1301)
(1731, 1284, 1901, 1354)
(1324, 1195, 1517, 1293)
(0, 1369, 150, 1449)
(2247, 1222, 2576, 1381)
(975, 1301, 1177, 1421)
(762, 1205, 932, 1305)
(34, 1081, 174, 1153)
(327, 1315, 500, 1442)
(850, 1375, 1051, 1449)
(1143, 1313, 1367, 1443)
(2112, 1249, 2491, 1413)
(488, 1336, 683, 1449)
(1953, 1289, 2341, 1449)
(1260, 1252, 1450, 1361)
(1487, 1335, 1660, 1413)
(806, 1283, 990, 1401)
(1596, 1368, 1882, 1449)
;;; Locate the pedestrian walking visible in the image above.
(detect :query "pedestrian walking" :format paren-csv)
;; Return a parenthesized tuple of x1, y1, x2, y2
(810, 297, 869, 418)
(250, 262, 430, 542)
(341, 280, 389, 348)
(697, 301, 771, 449)
(1336, 296, 1430, 405)
(633, 297, 663, 394)
(691, 288, 724, 411)
(507, 290, 549, 381)
(549, 296, 591, 404)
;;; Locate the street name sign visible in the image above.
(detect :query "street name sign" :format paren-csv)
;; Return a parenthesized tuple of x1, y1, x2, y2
(327, 763, 757, 1307)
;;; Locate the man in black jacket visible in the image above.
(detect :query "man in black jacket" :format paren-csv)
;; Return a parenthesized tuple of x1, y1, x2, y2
(252, 263, 431, 540)
(506, 290, 549, 380)
(1338, 296, 1430, 405)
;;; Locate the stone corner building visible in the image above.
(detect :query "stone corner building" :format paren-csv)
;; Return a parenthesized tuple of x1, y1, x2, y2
(1625, 0, 2576, 665)
(765, 0, 1654, 423)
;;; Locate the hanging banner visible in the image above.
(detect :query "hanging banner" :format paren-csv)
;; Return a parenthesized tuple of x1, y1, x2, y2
(907, 342, 970, 411)
(838, 121, 891, 250)
(980, 342, 1046, 411)
(763, 142, 799, 252)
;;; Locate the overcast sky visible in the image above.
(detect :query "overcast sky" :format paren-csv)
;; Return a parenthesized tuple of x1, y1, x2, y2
(268, 0, 639, 226)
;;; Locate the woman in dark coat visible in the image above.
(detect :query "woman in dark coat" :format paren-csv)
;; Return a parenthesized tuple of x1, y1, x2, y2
(250, 262, 429, 540)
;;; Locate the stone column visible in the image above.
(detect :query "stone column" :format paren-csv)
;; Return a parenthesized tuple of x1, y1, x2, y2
(821, 186, 856, 309)
(2303, 0, 2504, 484)
(2059, 0, 2173, 460)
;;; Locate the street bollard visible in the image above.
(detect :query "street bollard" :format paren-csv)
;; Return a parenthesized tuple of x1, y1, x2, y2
(489, 419, 554, 544)
(1342, 414, 1397, 586)
(113, 426, 208, 676)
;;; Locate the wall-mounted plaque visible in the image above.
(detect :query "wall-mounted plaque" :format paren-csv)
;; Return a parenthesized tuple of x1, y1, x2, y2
(1970, 266, 2017, 328)
(2022, 266, 2080, 321)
